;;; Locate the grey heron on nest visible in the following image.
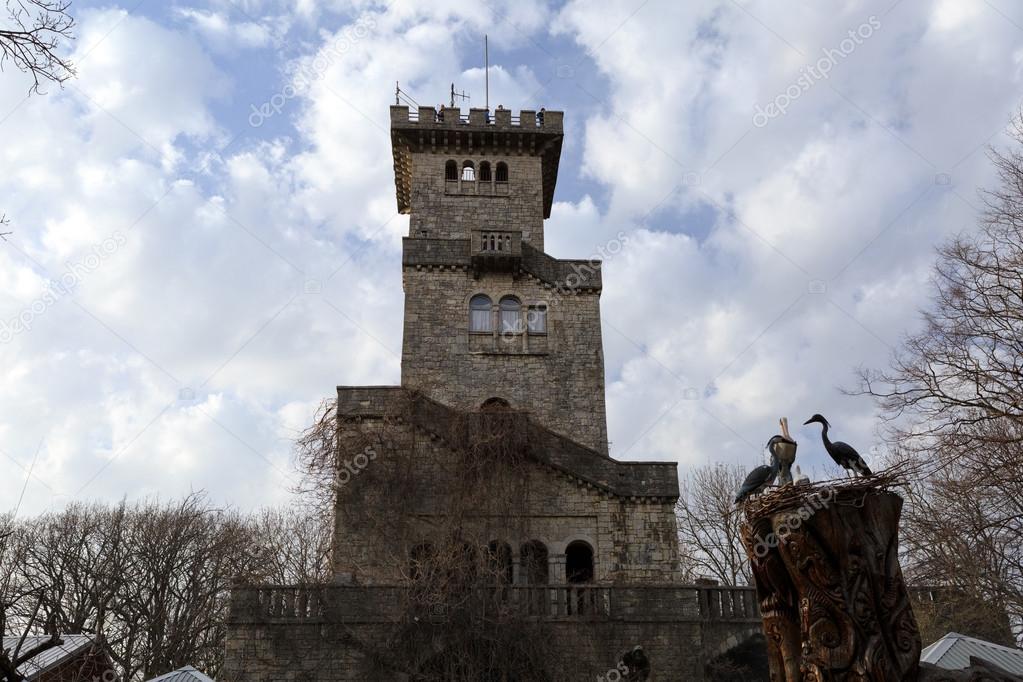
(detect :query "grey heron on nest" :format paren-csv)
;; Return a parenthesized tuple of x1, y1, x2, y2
(734, 452, 780, 504)
(803, 414, 872, 477)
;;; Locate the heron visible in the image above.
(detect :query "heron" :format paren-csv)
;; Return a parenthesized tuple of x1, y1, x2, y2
(734, 452, 780, 504)
(767, 434, 797, 485)
(803, 414, 872, 477)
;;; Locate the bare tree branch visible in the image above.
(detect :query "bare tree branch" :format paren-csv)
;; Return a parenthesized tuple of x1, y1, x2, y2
(0, 0, 75, 94)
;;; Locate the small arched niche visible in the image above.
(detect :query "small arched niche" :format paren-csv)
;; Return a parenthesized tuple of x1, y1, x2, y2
(565, 540, 594, 583)
(481, 397, 511, 411)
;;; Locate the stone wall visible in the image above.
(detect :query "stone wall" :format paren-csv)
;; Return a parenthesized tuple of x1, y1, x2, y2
(222, 584, 761, 682)
(400, 266, 609, 455)
(408, 152, 546, 248)
(329, 410, 679, 585)
(223, 620, 708, 682)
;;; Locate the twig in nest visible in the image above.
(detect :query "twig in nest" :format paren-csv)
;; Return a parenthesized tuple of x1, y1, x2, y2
(742, 461, 919, 521)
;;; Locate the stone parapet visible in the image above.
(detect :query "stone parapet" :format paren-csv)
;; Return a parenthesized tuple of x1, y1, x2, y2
(227, 583, 756, 625)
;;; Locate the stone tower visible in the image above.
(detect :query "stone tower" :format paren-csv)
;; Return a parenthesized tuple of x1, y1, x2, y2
(392, 105, 609, 454)
(222, 104, 767, 682)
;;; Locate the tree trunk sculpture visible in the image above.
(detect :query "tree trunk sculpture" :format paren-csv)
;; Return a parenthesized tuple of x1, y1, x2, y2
(741, 483, 922, 681)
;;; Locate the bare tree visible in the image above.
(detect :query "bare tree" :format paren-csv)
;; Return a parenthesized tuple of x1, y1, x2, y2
(2, 496, 264, 681)
(675, 464, 751, 585)
(0, 0, 75, 94)
(0, 515, 63, 682)
(248, 508, 332, 585)
(110, 495, 253, 679)
(889, 435, 1023, 644)
(859, 112, 1023, 642)
(858, 113, 1023, 459)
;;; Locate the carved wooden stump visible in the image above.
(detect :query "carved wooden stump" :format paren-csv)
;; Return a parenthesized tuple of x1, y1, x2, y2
(742, 486, 922, 681)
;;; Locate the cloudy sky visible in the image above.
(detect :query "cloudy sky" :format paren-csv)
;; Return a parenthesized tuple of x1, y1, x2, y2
(2, 0, 1021, 515)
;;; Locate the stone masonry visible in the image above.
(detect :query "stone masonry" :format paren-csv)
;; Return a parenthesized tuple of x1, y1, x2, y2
(222, 105, 764, 681)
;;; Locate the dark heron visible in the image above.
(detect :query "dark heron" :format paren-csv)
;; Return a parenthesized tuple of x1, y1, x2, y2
(734, 452, 780, 504)
(803, 414, 872, 477)
(767, 434, 797, 485)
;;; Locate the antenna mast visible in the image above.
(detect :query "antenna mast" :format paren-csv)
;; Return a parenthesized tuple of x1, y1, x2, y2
(450, 82, 469, 108)
(395, 82, 420, 109)
(485, 35, 489, 111)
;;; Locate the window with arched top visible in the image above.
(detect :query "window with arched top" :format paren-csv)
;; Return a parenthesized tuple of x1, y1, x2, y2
(499, 296, 522, 333)
(566, 541, 594, 583)
(469, 294, 492, 332)
(445, 160, 458, 181)
(479, 161, 492, 182)
(461, 160, 476, 181)
(495, 162, 508, 183)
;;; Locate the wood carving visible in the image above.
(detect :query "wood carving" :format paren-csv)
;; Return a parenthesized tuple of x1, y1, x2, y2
(741, 474, 923, 681)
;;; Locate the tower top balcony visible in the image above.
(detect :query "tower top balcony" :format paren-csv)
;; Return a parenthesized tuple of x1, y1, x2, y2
(389, 105, 563, 131)
(389, 105, 564, 218)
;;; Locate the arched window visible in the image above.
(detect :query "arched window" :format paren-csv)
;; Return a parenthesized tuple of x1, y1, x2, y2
(495, 162, 508, 183)
(527, 304, 547, 334)
(461, 160, 476, 181)
(445, 160, 457, 181)
(499, 296, 522, 333)
(520, 540, 549, 585)
(487, 540, 514, 584)
(566, 541, 594, 583)
(469, 294, 492, 332)
(479, 161, 492, 182)
(481, 397, 511, 411)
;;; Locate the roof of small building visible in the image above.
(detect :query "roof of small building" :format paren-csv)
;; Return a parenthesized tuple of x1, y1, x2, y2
(1, 634, 99, 679)
(145, 664, 215, 682)
(921, 631, 1023, 674)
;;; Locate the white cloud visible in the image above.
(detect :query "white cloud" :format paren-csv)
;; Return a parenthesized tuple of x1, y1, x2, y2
(3, 0, 1023, 515)
(176, 8, 276, 50)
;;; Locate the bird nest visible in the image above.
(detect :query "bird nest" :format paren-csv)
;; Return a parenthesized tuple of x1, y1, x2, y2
(742, 462, 917, 521)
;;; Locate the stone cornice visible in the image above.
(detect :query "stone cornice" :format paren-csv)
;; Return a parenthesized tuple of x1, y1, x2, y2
(402, 239, 602, 292)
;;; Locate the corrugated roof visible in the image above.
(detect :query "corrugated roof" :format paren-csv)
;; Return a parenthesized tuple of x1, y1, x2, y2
(145, 665, 215, 682)
(921, 632, 1023, 674)
(1, 634, 97, 678)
